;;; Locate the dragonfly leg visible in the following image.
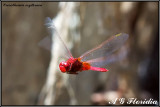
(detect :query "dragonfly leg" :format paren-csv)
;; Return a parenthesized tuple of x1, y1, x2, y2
(67, 72, 78, 75)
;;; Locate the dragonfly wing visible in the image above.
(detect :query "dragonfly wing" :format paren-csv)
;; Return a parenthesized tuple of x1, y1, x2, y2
(38, 35, 52, 51)
(39, 17, 73, 59)
(80, 33, 129, 65)
(86, 46, 128, 67)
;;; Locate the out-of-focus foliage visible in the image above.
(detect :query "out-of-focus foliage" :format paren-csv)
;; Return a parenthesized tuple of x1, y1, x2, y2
(2, 2, 158, 105)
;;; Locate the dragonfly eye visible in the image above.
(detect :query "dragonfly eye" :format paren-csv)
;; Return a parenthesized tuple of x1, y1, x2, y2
(59, 66, 66, 73)
(59, 61, 70, 73)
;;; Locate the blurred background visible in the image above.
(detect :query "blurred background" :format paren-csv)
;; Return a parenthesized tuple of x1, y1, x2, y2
(2, 2, 159, 105)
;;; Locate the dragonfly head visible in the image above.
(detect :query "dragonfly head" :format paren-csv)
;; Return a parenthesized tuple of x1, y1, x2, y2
(59, 61, 70, 73)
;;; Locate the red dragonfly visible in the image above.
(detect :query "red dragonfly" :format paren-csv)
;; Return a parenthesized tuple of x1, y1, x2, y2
(45, 18, 129, 75)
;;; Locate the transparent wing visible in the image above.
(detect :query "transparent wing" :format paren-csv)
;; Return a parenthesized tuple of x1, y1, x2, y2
(86, 46, 128, 67)
(38, 36, 52, 51)
(39, 17, 73, 59)
(80, 33, 129, 66)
